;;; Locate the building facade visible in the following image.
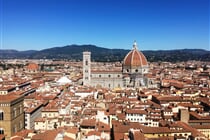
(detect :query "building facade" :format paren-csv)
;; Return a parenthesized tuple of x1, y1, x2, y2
(83, 41, 151, 89)
(25, 103, 43, 130)
(0, 94, 24, 140)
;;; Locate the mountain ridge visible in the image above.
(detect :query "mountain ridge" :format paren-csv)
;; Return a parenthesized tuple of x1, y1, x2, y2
(0, 45, 209, 62)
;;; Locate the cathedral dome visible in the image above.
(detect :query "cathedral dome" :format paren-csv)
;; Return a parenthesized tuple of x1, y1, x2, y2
(27, 63, 39, 71)
(123, 41, 148, 67)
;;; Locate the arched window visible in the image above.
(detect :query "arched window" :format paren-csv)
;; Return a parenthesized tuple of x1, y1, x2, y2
(0, 128, 4, 134)
(135, 69, 138, 72)
(108, 75, 111, 78)
(0, 110, 3, 120)
(85, 60, 88, 65)
(14, 108, 17, 118)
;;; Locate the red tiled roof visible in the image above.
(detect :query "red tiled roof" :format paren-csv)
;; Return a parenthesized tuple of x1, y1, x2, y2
(97, 121, 110, 132)
(12, 129, 34, 138)
(31, 130, 58, 140)
(0, 94, 23, 103)
(80, 119, 96, 127)
(130, 129, 145, 140)
(85, 131, 101, 137)
(10, 136, 23, 140)
(126, 109, 147, 114)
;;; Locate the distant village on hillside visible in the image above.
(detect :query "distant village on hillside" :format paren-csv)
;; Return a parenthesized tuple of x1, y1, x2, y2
(0, 42, 210, 140)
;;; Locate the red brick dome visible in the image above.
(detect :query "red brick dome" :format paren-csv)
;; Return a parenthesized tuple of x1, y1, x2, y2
(27, 63, 39, 71)
(123, 42, 148, 67)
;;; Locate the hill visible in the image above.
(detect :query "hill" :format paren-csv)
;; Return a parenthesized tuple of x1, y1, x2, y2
(0, 45, 209, 62)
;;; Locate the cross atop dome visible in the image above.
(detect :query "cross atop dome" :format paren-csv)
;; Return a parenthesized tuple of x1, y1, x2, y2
(133, 40, 138, 50)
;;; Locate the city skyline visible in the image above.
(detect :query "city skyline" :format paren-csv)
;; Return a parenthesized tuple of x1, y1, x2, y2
(1, 0, 209, 51)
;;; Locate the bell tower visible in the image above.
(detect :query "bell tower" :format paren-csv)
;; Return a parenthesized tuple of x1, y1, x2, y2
(83, 51, 91, 86)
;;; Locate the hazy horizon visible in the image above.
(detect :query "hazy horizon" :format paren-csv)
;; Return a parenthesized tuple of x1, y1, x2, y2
(0, 43, 209, 52)
(1, 0, 209, 51)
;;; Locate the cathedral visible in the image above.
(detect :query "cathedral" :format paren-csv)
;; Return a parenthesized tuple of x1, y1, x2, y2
(83, 41, 154, 89)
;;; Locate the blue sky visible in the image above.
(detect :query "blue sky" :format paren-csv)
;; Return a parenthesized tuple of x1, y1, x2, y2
(1, 0, 209, 51)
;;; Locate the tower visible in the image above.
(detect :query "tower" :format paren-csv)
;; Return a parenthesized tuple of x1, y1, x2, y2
(83, 51, 91, 86)
(0, 94, 24, 140)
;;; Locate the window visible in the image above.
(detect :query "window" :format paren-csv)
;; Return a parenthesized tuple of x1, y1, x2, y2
(127, 69, 129, 72)
(118, 75, 120, 78)
(19, 105, 23, 114)
(85, 60, 88, 65)
(108, 75, 111, 78)
(19, 121, 23, 129)
(0, 111, 3, 120)
(13, 108, 17, 118)
(13, 125, 17, 133)
(0, 128, 4, 134)
(135, 69, 138, 72)
(99, 75, 101, 77)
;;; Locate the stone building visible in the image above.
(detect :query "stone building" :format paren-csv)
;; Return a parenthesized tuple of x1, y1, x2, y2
(83, 41, 154, 89)
(0, 94, 24, 140)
